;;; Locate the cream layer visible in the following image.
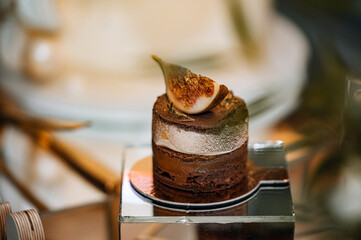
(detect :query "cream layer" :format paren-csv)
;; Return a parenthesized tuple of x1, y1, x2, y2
(153, 120, 248, 156)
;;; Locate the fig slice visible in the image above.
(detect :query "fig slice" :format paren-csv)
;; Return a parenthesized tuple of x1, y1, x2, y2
(152, 55, 229, 114)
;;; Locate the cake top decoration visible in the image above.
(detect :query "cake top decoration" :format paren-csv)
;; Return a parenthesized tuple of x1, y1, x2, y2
(152, 55, 229, 114)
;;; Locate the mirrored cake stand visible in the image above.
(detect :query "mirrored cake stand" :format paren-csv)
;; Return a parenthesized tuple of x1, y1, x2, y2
(119, 142, 295, 240)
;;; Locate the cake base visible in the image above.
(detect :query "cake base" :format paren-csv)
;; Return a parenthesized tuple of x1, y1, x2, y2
(129, 155, 289, 210)
(152, 141, 248, 192)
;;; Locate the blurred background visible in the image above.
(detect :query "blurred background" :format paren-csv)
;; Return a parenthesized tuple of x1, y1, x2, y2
(0, 0, 360, 239)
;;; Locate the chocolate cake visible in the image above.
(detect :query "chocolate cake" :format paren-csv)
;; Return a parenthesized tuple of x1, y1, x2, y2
(152, 92, 249, 192)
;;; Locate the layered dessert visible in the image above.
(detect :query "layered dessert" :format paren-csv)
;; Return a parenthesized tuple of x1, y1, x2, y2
(152, 56, 248, 192)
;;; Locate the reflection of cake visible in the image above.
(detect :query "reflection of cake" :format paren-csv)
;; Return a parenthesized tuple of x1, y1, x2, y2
(153, 177, 249, 204)
(152, 92, 249, 192)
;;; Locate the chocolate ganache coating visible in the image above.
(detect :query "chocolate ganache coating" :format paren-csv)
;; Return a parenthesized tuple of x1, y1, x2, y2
(153, 92, 248, 132)
(152, 92, 249, 192)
